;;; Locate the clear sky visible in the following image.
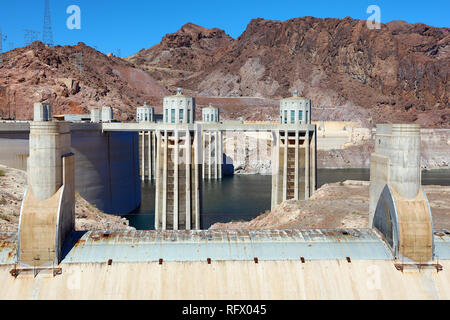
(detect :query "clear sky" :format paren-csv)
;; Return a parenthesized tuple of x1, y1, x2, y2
(0, 0, 448, 57)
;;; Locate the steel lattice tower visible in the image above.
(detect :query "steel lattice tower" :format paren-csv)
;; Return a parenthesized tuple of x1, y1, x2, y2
(43, 0, 53, 46)
(0, 27, 6, 66)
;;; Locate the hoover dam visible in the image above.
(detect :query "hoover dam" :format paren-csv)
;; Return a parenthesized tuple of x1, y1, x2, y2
(0, 93, 448, 299)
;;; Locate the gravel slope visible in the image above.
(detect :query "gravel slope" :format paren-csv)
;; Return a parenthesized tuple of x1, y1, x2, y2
(0, 164, 135, 232)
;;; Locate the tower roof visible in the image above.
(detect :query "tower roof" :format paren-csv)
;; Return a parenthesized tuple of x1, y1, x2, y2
(166, 88, 192, 98)
(282, 90, 310, 101)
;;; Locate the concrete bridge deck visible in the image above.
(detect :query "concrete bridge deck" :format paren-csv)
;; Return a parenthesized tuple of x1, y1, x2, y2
(101, 122, 316, 132)
(0, 121, 316, 133)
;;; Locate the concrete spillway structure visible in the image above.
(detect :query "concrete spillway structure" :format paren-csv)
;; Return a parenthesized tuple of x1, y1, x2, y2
(0, 229, 448, 299)
(18, 103, 75, 267)
(370, 124, 434, 263)
(154, 125, 202, 230)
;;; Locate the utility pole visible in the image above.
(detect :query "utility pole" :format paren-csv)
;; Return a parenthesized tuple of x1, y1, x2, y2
(43, 0, 54, 46)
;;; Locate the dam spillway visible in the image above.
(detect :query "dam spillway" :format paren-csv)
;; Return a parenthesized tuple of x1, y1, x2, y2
(0, 229, 449, 299)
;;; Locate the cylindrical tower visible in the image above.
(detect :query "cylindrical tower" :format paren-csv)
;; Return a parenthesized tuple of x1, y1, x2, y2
(202, 104, 219, 122)
(163, 88, 195, 124)
(90, 109, 101, 123)
(28, 103, 71, 200)
(280, 90, 311, 125)
(374, 124, 421, 199)
(102, 106, 114, 123)
(137, 102, 155, 123)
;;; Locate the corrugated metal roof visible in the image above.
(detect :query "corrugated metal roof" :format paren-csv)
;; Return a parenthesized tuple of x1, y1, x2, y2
(59, 229, 395, 263)
(1, 229, 448, 265)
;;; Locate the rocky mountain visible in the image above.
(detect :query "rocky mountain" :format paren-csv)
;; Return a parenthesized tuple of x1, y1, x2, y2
(0, 42, 168, 121)
(128, 23, 234, 93)
(129, 18, 449, 127)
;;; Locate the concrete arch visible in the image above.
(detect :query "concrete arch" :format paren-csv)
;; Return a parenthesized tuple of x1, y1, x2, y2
(373, 184, 434, 263)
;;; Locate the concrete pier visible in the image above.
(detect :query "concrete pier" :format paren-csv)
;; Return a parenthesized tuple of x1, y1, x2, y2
(139, 131, 156, 181)
(370, 124, 434, 263)
(155, 126, 202, 230)
(18, 103, 75, 267)
(271, 91, 317, 209)
(271, 128, 316, 209)
(202, 130, 223, 180)
(369, 124, 422, 224)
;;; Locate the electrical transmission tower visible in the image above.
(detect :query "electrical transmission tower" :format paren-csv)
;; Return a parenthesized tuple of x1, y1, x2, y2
(72, 52, 83, 72)
(43, 0, 53, 46)
(0, 27, 6, 67)
(24, 29, 40, 47)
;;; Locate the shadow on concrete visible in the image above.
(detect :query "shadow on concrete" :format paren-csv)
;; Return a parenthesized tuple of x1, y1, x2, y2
(60, 230, 88, 262)
(223, 154, 234, 176)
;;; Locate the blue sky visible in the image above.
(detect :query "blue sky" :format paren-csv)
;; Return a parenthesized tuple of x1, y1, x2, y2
(0, 0, 448, 57)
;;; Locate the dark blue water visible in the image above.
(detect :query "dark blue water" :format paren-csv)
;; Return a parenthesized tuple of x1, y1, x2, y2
(125, 168, 450, 230)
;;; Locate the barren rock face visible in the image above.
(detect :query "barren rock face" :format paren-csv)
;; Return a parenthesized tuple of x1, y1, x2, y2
(130, 17, 449, 127)
(1, 17, 448, 127)
(127, 23, 234, 93)
(0, 42, 168, 121)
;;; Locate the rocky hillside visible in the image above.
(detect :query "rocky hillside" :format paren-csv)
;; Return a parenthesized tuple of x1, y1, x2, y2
(0, 164, 135, 232)
(210, 180, 450, 230)
(130, 17, 449, 127)
(128, 23, 234, 93)
(0, 42, 168, 121)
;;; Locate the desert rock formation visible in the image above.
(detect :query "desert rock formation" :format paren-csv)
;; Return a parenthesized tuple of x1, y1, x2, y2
(130, 18, 449, 127)
(0, 42, 168, 121)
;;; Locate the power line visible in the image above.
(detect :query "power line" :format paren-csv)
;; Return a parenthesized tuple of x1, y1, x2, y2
(43, 0, 53, 46)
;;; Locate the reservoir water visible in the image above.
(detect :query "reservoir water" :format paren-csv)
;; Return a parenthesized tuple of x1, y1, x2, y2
(125, 168, 450, 230)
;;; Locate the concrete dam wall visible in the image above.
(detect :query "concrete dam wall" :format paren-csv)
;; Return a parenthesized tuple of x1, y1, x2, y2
(223, 128, 450, 173)
(0, 126, 140, 215)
